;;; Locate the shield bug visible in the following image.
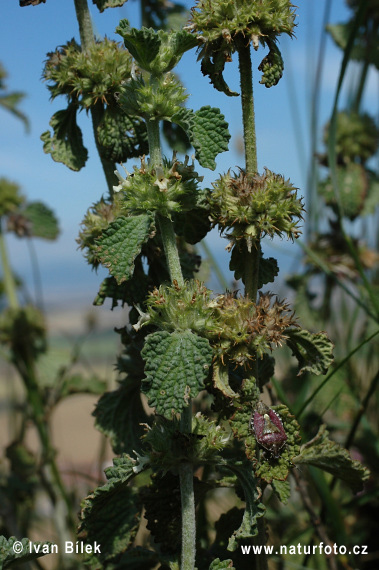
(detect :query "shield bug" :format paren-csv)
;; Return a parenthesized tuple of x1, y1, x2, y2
(251, 401, 287, 458)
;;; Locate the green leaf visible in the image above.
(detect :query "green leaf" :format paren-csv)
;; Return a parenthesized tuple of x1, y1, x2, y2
(294, 425, 370, 494)
(0, 536, 54, 568)
(93, 273, 149, 309)
(173, 205, 211, 245)
(222, 460, 266, 551)
(22, 201, 59, 240)
(78, 456, 141, 566)
(96, 214, 155, 284)
(93, 379, 149, 454)
(0, 178, 24, 217)
(209, 558, 235, 569)
(201, 51, 239, 97)
(327, 22, 379, 69)
(212, 361, 238, 398)
(41, 104, 88, 171)
(230, 242, 279, 287)
(92, 0, 128, 12)
(60, 374, 107, 399)
(286, 328, 334, 376)
(190, 107, 230, 170)
(116, 20, 197, 74)
(271, 479, 291, 504)
(97, 106, 148, 163)
(142, 330, 213, 418)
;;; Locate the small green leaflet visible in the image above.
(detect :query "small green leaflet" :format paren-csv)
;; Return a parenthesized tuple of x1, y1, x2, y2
(0, 536, 54, 568)
(141, 330, 213, 418)
(286, 328, 334, 376)
(23, 201, 59, 240)
(294, 425, 370, 494)
(96, 214, 155, 284)
(41, 104, 88, 171)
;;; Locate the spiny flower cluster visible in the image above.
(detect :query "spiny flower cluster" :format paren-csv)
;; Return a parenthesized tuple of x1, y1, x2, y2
(113, 154, 204, 217)
(208, 167, 304, 249)
(43, 38, 133, 108)
(138, 281, 298, 368)
(209, 292, 298, 367)
(189, 0, 296, 47)
(323, 111, 379, 165)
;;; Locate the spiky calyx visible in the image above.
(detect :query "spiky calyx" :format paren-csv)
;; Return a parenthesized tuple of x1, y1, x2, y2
(141, 279, 216, 334)
(113, 155, 204, 218)
(43, 38, 133, 108)
(208, 167, 304, 248)
(116, 72, 188, 121)
(189, 0, 296, 47)
(324, 111, 379, 164)
(208, 292, 298, 367)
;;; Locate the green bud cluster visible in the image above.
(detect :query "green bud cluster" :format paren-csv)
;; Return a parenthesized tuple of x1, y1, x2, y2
(142, 279, 215, 334)
(208, 167, 304, 248)
(208, 292, 298, 367)
(142, 414, 230, 470)
(117, 73, 188, 121)
(113, 155, 204, 217)
(324, 111, 379, 164)
(189, 0, 296, 47)
(43, 38, 133, 108)
(258, 41, 284, 88)
(319, 163, 368, 220)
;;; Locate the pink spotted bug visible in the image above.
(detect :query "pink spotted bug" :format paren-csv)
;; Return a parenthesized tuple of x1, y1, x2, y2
(251, 401, 287, 458)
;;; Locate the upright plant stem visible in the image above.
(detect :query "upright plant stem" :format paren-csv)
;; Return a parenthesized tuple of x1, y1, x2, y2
(146, 114, 195, 568)
(237, 38, 260, 302)
(73, 0, 116, 197)
(237, 37, 267, 570)
(0, 223, 19, 309)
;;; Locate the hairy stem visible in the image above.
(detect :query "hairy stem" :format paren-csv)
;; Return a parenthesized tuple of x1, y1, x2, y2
(237, 37, 258, 174)
(179, 462, 196, 570)
(73, 0, 116, 196)
(0, 222, 19, 309)
(157, 214, 184, 287)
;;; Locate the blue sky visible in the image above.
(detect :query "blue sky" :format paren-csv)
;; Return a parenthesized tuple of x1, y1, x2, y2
(0, 0, 375, 309)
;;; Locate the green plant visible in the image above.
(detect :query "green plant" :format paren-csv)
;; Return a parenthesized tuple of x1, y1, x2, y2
(1, 1, 375, 569)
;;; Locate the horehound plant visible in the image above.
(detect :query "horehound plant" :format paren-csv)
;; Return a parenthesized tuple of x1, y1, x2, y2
(8, 0, 370, 569)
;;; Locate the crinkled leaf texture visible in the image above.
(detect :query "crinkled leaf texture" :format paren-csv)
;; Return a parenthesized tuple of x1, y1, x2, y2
(0, 536, 53, 568)
(117, 20, 197, 74)
(171, 106, 230, 170)
(142, 330, 213, 418)
(286, 328, 334, 376)
(93, 0, 128, 12)
(222, 460, 266, 551)
(94, 273, 149, 309)
(23, 201, 59, 240)
(94, 379, 149, 454)
(230, 242, 279, 288)
(96, 214, 155, 284)
(271, 479, 291, 504)
(78, 455, 142, 567)
(294, 425, 370, 494)
(40, 104, 88, 171)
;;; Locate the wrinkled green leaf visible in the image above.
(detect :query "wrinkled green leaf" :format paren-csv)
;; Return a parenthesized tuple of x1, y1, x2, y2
(201, 51, 239, 97)
(96, 214, 154, 284)
(93, 0, 128, 12)
(41, 104, 88, 171)
(94, 273, 149, 309)
(116, 20, 197, 74)
(97, 106, 148, 163)
(142, 330, 213, 418)
(173, 205, 211, 245)
(94, 379, 149, 454)
(190, 106, 230, 170)
(212, 361, 238, 398)
(78, 455, 141, 566)
(22, 201, 59, 240)
(294, 425, 370, 494)
(0, 536, 53, 568)
(222, 460, 265, 551)
(230, 242, 279, 287)
(286, 328, 334, 376)
(271, 479, 291, 504)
